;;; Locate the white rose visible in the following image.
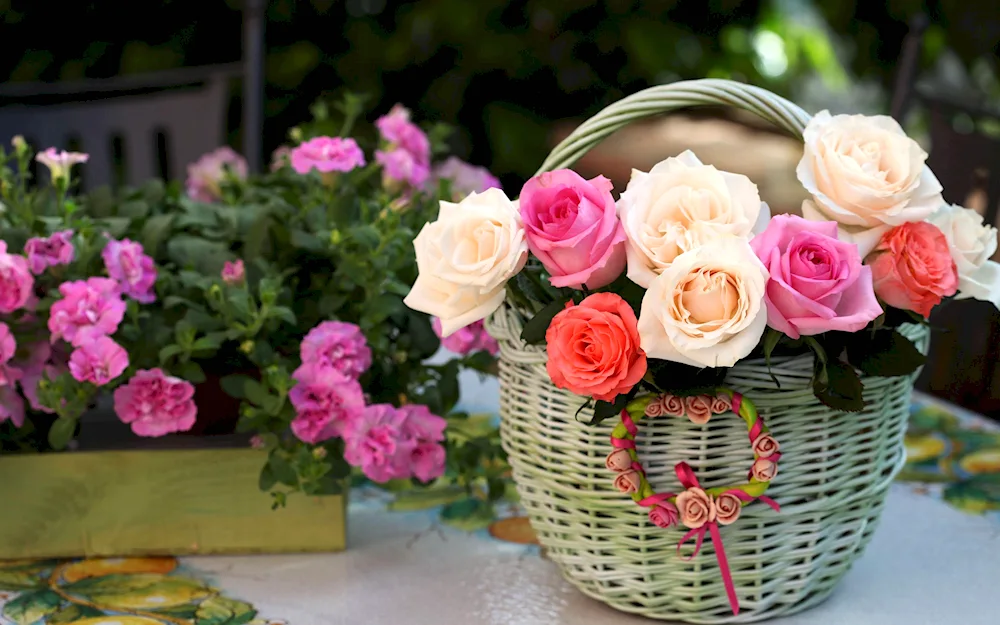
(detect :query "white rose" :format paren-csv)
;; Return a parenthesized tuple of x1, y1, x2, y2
(617, 150, 770, 288)
(797, 111, 944, 256)
(404, 188, 528, 335)
(927, 203, 1000, 309)
(637, 237, 768, 368)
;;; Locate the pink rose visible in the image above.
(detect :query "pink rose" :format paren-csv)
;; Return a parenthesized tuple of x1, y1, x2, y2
(48, 278, 126, 347)
(68, 336, 129, 386)
(649, 501, 680, 528)
(343, 403, 412, 483)
(291, 136, 366, 175)
(0, 241, 35, 314)
(676, 487, 716, 529)
(431, 157, 502, 200)
(113, 368, 197, 437)
(289, 364, 365, 443)
(295, 321, 372, 380)
(605, 449, 632, 472)
(221, 259, 245, 285)
(715, 492, 743, 526)
(750, 457, 778, 482)
(750, 214, 883, 339)
(102, 238, 157, 303)
(684, 395, 713, 425)
(186, 146, 248, 202)
(24, 230, 74, 275)
(662, 395, 685, 417)
(752, 433, 780, 459)
(519, 169, 627, 289)
(711, 394, 732, 414)
(868, 221, 958, 318)
(613, 469, 642, 494)
(432, 318, 499, 356)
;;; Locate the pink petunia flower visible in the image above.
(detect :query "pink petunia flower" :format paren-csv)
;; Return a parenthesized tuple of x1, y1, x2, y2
(48, 277, 126, 347)
(375, 104, 431, 189)
(221, 259, 245, 285)
(430, 156, 502, 200)
(295, 321, 372, 380)
(288, 364, 365, 444)
(113, 368, 197, 437)
(396, 404, 447, 482)
(68, 336, 129, 386)
(0, 241, 35, 314)
(432, 318, 499, 356)
(186, 146, 248, 202)
(36, 148, 88, 181)
(270, 146, 292, 172)
(0, 322, 18, 386)
(343, 403, 413, 483)
(0, 385, 25, 427)
(290, 137, 366, 175)
(24, 230, 75, 275)
(375, 149, 430, 189)
(16, 342, 64, 414)
(102, 237, 157, 303)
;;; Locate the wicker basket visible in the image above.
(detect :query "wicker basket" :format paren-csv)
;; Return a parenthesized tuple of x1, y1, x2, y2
(486, 79, 932, 623)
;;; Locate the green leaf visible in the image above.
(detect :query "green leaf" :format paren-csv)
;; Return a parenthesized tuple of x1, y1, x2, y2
(177, 360, 206, 384)
(589, 388, 637, 425)
(159, 344, 185, 363)
(847, 329, 926, 377)
(47, 417, 76, 450)
(258, 464, 277, 491)
(406, 309, 440, 358)
(267, 306, 297, 325)
(388, 486, 468, 511)
(439, 360, 460, 413)
(519, 296, 568, 344)
(463, 350, 496, 374)
(349, 224, 381, 250)
(194, 595, 258, 625)
(268, 453, 298, 487)
(0, 570, 42, 591)
(812, 359, 865, 412)
(3, 589, 63, 625)
(100, 216, 132, 238)
(117, 199, 150, 219)
(763, 328, 782, 387)
(244, 379, 270, 406)
(167, 235, 231, 275)
(192, 332, 226, 351)
(163, 295, 198, 310)
(140, 213, 176, 256)
(220, 374, 254, 399)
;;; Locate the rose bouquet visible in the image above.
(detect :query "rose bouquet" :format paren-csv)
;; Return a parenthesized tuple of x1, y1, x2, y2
(0, 97, 505, 516)
(405, 113, 999, 419)
(403, 78, 1000, 621)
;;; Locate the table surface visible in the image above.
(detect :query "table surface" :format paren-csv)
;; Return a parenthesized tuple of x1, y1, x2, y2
(1, 392, 998, 625)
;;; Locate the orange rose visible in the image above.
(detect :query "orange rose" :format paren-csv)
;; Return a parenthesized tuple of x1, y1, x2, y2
(868, 221, 957, 317)
(684, 395, 713, 425)
(605, 449, 632, 472)
(714, 492, 743, 526)
(750, 457, 778, 482)
(545, 293, 647, 402)
(676, 487, 716, 529)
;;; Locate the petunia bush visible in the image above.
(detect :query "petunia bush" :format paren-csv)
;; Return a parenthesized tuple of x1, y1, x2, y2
(0, 96, 507, 516)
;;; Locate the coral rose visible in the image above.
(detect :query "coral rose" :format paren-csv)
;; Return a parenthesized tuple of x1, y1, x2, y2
(868, 221, 958, 318)
(519, 169, 627, 289)
(676, 487, 716, 529)
(750, 214, 883, 339)
(751, 433, 780, 459)
(684, 395, 713, 425)
(711, 394, 732, 414)
(613, 469, 642, 494)
(714, 492, 743, 526)
(750, 457, 778, 482)
(649, 501, 680, 528)
(605, 449, 632, 472)
(545, 293, 647, 402)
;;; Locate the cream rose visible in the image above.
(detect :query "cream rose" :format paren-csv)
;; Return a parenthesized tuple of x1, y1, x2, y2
(927, 203, 1000, 309)
(617, 150, 770, 288)
(404, 188, 528, 336)
(797, 111, 944, 257)
(637, 237, 768, 368)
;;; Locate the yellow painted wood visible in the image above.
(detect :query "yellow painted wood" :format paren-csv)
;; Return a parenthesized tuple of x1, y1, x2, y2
(0, 449, 346, 558)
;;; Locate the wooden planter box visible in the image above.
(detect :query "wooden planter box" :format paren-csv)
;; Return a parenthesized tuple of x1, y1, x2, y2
(0, 413, 346, 558)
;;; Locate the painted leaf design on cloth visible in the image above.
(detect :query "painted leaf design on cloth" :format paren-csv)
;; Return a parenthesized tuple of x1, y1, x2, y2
(1, 588, 63, 624)
(195, 595, 259, 625)
(60, 557, 178, 583)
(0, 570, 44, 592)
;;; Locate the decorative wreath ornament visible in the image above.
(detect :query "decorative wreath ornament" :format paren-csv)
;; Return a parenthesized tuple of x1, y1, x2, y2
(606, 389, 782, 616)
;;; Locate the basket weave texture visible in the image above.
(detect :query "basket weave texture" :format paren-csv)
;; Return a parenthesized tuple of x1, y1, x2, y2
(486, 78, 931, 623)
(489, 305, 928, 623)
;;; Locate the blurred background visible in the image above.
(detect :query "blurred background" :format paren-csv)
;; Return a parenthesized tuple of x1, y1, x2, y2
(2, 0, 1000, 414)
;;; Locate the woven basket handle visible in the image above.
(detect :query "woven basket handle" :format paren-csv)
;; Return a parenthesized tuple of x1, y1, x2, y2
(537, 78, 812, 175)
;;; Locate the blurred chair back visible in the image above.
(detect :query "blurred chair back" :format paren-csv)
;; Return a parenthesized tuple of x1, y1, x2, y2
(0, 65, 240, 190)
(892, 15, 1000, 416)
